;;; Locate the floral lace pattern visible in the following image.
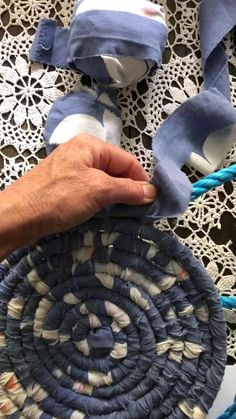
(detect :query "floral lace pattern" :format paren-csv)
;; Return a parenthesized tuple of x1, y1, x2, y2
(0, 0, 236, 357)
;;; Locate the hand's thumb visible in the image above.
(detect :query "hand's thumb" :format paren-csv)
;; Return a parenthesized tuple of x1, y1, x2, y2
(103, 177, 158, 207)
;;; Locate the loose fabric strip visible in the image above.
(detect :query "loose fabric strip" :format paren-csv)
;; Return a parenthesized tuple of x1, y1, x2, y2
(0, 218, 227, 418)
(199, 0, 236, 101)
(184, 0, 236, 173)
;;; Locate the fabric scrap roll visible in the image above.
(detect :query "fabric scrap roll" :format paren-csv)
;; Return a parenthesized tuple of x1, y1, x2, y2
(0, 219, 227, 418)
(29, 0, 168, 88)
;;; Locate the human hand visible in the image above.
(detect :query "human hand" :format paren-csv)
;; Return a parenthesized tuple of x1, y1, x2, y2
(0, 134, 157, 259)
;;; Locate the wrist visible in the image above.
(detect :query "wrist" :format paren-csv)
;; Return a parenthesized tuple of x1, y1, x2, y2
(0, 181, 42, 261)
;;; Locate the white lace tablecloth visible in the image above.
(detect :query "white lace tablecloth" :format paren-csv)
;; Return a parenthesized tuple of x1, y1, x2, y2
(0, 0, 236, 358)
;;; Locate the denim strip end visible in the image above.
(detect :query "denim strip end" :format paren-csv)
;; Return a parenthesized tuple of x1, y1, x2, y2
(29, 19, 58, 65)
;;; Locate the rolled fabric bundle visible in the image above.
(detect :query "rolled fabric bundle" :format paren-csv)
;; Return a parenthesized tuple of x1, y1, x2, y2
(0, 218, 227, 418)
(29, 0, 168, 87)
(68, 0, 168, 86)
(44, 87, 122, 154)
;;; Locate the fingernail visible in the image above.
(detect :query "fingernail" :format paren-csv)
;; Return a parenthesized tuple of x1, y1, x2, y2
(142, 183, 158, 203)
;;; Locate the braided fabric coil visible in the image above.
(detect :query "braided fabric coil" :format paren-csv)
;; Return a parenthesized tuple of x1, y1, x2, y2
(0, 218, 226, 418)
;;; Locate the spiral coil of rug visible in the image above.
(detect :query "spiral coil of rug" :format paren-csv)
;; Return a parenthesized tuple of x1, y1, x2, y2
(0, 0, 236, 418)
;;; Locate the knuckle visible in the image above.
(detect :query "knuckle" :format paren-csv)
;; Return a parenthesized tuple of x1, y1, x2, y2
(126, 178, 143, 200)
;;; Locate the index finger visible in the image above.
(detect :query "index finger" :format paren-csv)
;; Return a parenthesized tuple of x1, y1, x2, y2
(98, 142, 150, 182)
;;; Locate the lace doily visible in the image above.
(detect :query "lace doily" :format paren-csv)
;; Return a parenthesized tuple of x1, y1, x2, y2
(0, 0, 236, 358)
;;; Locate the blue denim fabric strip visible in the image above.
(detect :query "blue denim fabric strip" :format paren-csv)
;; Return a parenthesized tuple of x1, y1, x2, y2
(29, 19, 70, 69)
(0, 219, 227, 417)
(200, 0, 236, 100)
